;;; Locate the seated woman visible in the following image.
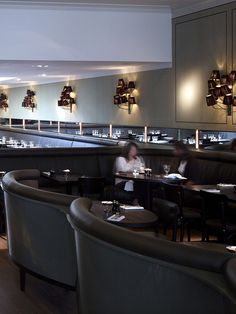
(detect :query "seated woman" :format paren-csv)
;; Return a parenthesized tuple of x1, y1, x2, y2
(173, 141, 199, 185)
(114, 141, 145, 205)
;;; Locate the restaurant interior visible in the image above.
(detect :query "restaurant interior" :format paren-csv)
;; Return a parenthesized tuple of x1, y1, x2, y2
(1, 0, 236, 313)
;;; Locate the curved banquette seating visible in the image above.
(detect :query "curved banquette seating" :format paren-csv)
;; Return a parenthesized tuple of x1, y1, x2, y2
(69, 198, 236, 314)
(0, 146, 236, 186)
(2, 169, 77, 290)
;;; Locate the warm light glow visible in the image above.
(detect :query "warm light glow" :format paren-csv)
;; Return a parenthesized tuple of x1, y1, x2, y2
(70, 91, 76, 99)
(178, 75, 200, 111)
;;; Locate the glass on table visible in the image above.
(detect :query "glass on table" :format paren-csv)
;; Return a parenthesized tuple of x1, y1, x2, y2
(132, 167, 139, 176)
(163, 164, 171, 176)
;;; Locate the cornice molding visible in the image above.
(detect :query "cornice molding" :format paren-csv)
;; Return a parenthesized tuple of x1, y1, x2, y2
(0, 1, 171, 13)
(172, 0, 235, 18)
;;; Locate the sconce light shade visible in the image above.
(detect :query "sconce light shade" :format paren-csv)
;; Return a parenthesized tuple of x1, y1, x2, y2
(213, 87, 221, 98)
(220, 84, 232, 96)
(113, 95, 121, 105)
(211, 70, 220, 80)
(118, 79, 125, 88)
(208, 80, 216, 89)
(221, 75, 229, 85)
(0, 93, 8, 111)
(223, 94, 233, 106)
(230, 71, 236, 81)
(128, 96, 136, 105)
(206, 94, 216, 106)
(128, 81, 135, 90)
(22, 90, 36, 111)
(58, 86, 76, 112)
(121, 95, 128, 103)
(114, 79, 137, 114)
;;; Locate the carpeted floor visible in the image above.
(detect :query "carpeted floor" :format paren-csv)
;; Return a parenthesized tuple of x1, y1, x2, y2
(0, 238, 77, 314)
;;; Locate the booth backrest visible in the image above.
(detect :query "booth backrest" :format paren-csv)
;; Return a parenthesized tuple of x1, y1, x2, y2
(2, 169, 77, 287)
(0, 146, 236, 185)
(69, 198, 236, 314)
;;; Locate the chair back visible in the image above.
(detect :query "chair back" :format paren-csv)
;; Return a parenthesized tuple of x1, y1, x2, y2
(78, 176, 105, 199)
(161, 182, 183, 216)
(200, 190, 228, 226)
(69, 197, 236, 314)
(2, 169, 77, 288)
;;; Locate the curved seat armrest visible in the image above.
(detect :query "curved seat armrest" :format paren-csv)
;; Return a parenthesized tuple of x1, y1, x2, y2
(225, 258, 236, 294)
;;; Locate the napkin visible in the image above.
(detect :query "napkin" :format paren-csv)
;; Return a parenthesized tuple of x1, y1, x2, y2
(202, 189, 220, 193)
(165, 173, 187, 180)
(120, 205, 144, 211)
(107, 215, 125, 222)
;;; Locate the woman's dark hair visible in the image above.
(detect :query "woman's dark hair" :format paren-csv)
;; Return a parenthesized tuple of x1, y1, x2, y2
(173, 141, 191, 159)
(230, 138, 236, 151)
(122, 141, 138, 160)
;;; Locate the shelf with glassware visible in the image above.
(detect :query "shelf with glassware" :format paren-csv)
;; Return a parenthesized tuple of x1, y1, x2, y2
(0, 118, 235, 149)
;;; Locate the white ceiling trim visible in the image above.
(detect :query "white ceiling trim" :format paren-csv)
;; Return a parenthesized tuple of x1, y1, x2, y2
(0, 1, 171, 13)
(172, 0, 235, 18)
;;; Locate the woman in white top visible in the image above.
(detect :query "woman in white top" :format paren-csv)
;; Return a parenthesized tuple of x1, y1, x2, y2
(115, 141, 145, 192)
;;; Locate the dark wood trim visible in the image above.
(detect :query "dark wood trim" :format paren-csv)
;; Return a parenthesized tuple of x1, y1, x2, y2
(12, 259, 76, 292)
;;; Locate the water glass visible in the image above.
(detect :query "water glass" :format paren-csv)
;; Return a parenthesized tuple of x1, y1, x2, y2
(163, 164, 171, 176)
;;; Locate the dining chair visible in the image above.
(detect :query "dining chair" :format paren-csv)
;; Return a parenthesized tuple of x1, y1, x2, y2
(200, 190, 236, 243)
(160, 182, 201, 241)
(78, 176, 105, 200)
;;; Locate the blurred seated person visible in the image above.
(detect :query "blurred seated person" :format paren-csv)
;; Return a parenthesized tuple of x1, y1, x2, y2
(173, 141, 202, 209)
(173, 141, 200, 185)
(230, 138, 236, 152)
(114, 142, 145, 205)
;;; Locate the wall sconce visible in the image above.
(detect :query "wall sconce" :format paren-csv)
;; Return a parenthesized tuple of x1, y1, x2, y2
(0, 93, 8, 111)
(22, 90, 36, 112)
(206, 70, 236, 116)
(113, 79, 137, 114)
(58, 86, 76, 113)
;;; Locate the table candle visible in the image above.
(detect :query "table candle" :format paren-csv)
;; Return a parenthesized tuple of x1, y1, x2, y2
(195, 129, 199, 149)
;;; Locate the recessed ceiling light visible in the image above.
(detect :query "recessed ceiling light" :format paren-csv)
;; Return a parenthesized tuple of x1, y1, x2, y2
(16, 78, 21, 81)
(0, 77, 16, 82)
(44, 65, 49, 68)
(36, 65, 43, 68)
(41, 74, 47, 77)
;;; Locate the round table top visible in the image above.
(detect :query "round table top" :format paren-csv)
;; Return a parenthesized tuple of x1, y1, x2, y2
(114, 172, 187, 184)
(91, 201, 158, 229)
(114, 172, 165, 183)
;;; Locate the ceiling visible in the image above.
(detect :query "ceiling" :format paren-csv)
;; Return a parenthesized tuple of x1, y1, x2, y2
(0, 0, 232, 88)
(0, 61, 171, 88)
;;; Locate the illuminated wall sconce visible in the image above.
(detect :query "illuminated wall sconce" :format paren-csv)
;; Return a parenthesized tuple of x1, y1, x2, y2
(113, 79, 137, 114)
(0, 93, 8, 111)
(22, 90, 36, 112)
(58, 86, 76, 113)
(206, 70, 236, 116)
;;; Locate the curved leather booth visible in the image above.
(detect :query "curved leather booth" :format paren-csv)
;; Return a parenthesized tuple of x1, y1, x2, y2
(2, 169, 77, 290)
(69, 198, 236, 314)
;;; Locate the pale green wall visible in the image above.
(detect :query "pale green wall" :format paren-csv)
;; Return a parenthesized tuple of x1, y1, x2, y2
(1, 1, 236, 131)
(0, 69, 174, 127)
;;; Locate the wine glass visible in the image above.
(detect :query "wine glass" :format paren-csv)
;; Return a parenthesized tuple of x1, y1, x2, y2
(163, 164, 171, 176)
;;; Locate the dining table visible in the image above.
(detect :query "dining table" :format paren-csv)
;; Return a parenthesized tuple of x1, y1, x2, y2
(91, 201, 158, 230)
(114, 172, 186, 210)
(185, 184, 236, 203)
(41, 171, 81, 194)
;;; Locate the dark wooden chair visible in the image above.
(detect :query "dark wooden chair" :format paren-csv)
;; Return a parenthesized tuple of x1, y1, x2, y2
(161, 182, 201, 241)
(200, 190, 236, 243)
(78, 176, 105, 200)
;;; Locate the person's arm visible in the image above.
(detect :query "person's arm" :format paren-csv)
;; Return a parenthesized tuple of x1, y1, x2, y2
(115, 157, 128, 173)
